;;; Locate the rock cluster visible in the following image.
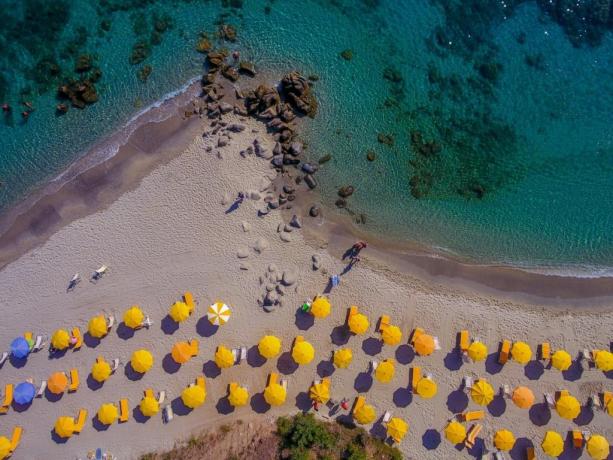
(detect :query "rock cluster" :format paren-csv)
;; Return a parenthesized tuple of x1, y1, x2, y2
(57, 78, 99, 109)
(257, 264, 299, 312)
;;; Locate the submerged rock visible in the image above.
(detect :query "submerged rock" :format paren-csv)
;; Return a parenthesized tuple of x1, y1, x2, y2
(340, 49, 354, 60)
(338, 185, 354, 198)
(239, 61, 256, 77)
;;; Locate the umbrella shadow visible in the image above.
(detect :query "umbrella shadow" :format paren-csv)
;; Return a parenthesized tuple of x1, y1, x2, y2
(161, 315, 179, 335)
(509, 437, 533, 460)
(393, 387, 412, 408)
(196, 317, 218, 337)
(171, 397, 192, 416)
(422, 429, 442, 450)
(562, 360, 583, 381)
(528, 402, 551, 426)
(216, 396, 234, 415)
(446, 389, 468, 413)
(8, 356, 28, 369)
(116, 323, 135, 340)
(50, 429, 69, 444)
(558, 437, 582, 460)
(124, 363, 144, 381)
(250, 392, 270, 414)
(485, 352, 503, 375)
(524, 361, 544, 380)
(45, 388, 64, 403)
(354, 372, 373, 393)
(295, 391, 312, 412)
(83, 333, 101, 349)
(162, 354, 181, 374)
(92, 415, 111, 432)
(336, 414, 355, 428)
(86, 374, 104, 391)
(12, 401, 32, 413)
(369, 419, 387, 439)
(316, 359, 335, 378)
(133, 406, 150, 424)
(574, 405, 594, 426)
(487, 394, 507, 417)
(466, 438, 485, 459)
(294, 309, 314, 331)
(247, 346, 266, 367)
(48, 348, 68, 360)
(330, 325, 350, 346)
(276, 352, 298, 375)
(203, 360, 222, 378)
(395, 345, 415, 365)
(444, 351, 463, 371)
(361, 338, 382, 356)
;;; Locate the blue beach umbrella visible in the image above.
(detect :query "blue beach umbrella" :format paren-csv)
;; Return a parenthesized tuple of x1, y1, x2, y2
(14, 382, 35, 405)
(10, 337, 30, 359)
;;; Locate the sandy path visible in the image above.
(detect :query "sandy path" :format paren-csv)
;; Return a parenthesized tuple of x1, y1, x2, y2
(0, 115, 611, 460)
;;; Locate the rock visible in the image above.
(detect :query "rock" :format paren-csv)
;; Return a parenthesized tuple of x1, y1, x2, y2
(290, 142, 303, 155)
(283, 185, 295, 194)
(283, 224, 293, 233)
(263, 304, 276, 313)
(75, 54, 93, 72)
(227, 123, 245, 132)
(258, 207, 269, 217)
(265, 290, 278, 304)
(219, 24, 237, 42)
(239, 61, 256, 76)
(137, 65, 153, 83)
(218, 136, 229, 147)
(312, 254, 321, 263)
(248, 191, 261, 200)
(221, 192, 232, 205)
(340, 49, 354, 60)
(280, 71, 318, 117)
(268, 200, 279, 210)
(318, 154, 332, 164)
(287, 194, 295, 202)
(241, 221, 251, 232)
(377, 133, 394, 146)
(221, 65, 239, 82)
(304, 174, 317, 189)
(271, 156, 283, 167)
(367, 150, 376, 161)
(276, 285, 286, 296)
(309, 205, 321, 217)
(265, 283, 275, 292)
(239, 262, 251, 270)
(335, 198, 347, 208)
(254, 238, 270, 253)
(282, 270, 298, 286)
(268, 263, 278, 273)
(338, 185, 355, 198)
(290, 215, 302, 228)
(236, 246, 250, 258)
(273, 142, 282, 155)
(302, 163, 318, 174)
(280, 232, 292, 243)
(196, 37, 212, 53)
(219, 102, 233, 114)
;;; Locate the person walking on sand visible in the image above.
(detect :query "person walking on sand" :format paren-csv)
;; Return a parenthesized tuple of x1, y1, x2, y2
(352, 241, 367, 254)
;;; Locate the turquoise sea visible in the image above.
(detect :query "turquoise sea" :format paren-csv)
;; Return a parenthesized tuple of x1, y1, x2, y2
(1, 0, 612, 273)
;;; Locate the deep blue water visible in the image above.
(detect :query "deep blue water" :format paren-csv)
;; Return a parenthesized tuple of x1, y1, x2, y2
(1, 0, 612, 273)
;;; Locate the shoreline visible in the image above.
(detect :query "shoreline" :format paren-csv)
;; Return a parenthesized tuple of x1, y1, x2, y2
(1, 77, 613, 306)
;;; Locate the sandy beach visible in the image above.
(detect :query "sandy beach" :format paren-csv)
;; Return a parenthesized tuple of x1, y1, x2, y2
(0, 94, 612, 460)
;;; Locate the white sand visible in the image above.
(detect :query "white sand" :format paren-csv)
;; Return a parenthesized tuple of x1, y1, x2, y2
(0, 115, 611, 460)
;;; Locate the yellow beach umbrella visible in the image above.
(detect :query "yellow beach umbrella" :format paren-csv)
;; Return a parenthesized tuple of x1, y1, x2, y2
(354, 403, 376, 424)
(181, 385, 206, 409)
(171, 342, 193, 364)
(374, 359, 395, 383)
(551, 350, 572, 371)
(467, 341, 488, 362)
(123, 306, 144, 329)
(207, 302, 231, 326)
(48, 372, 68, 394)
(54, 416, 75, 438)
(386, 417, 408, 443)
(333, 348, 353, 368)
(258, 335, 281, 359)
(51, 329, 70, 350)
(264, 383, 286, 406)
(416, 377, 438, 399)
(414, 334, 435, 356)
(169, 301, 190, 323)
(494, 430, 515, 451)
(97, 403, 118, 425)
(228, 384, 249, 407)
(348, 312, 369, 335)
(91, 358, 112, 383)
(88, 315, 108, 339)
(512, 386, 534, 409)
(444, 421, 467, 444)
(541, 431, 564, 457)
(586, 435, 610, 460)
(0, 437, 10, 459)
(471, 379, 494, 406)
(381, 325, 402, 346)
(310, 296, 331, 318)
(309, 381, 330, 404)
(140, 396, 159, 416)
(556, 394, 580, 420)
(292, 340, 315, 365)
(215, 345, 235, 369)
(131, 349, 154, 373)
(594, 350, 613, 372)
(511, 341, 532, 364)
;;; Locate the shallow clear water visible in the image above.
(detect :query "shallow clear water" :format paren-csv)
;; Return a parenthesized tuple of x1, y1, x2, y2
(1, 0, 612, 273)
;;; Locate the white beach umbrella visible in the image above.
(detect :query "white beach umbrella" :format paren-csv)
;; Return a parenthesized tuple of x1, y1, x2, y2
(207, 302, 232, 326)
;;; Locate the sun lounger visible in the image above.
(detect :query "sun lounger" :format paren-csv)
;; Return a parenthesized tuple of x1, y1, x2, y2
(196, 376, 205, 389)
(463, 376, 473, 391)
(410, 327, 425, 345)
(36, 381, 47, 398)
(526, 446, 535, 460)
(582, 349, 591, 361)
(433, 336, 441, 351)
(382, 410, 392, 423)
(379, 315, 391, 332)
(141, 316, 153, 329)
(92, 265, 109, 281)
(119, 399, 129, 423)
(498, 340, 511, 364)
(184, 292, 195, 311)
(370, 360, 379, 373)
(240, 346, 247, 363)
(501, 384, 511, 398)
(72, 327, 82, 350)
(459, 330, 469, 352)
(411, 367, 421, 392)
(68, 273, 81, 291)
(572, 430, 583, 448)
(544, 393, 555, 408)
(281, 379, 288, 391)
(163, 404, 174, 423)
(589, 394, 601, 409)
(110, 358, 120, 373)
(158, 391, 166, 404)
(465, 423, 482, 449)
(74, 409, 88, 434)
(540, 342, 550, 360)
(33, 335, 45, 352)
(106, 315, 115, 330)
(0, 352, 8, 366)
(9, 426, 22, 454)
(144, 389, 154, 399)
(69, 368, 79, 392)
(582, 430, 591, 441)
(462, 410, 485, 422)
(1, 384, 14, 413)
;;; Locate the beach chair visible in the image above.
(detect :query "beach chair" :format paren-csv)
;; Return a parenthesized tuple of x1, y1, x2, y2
(110, 358, 120, 373)
(379, 315, 391, 332)
(196, 376, 206, 389)
(465, 423, 482, 449)
(501, 384, 511, 399)
(544, 393, 555, 408)
(74, 409, 88, 434)
(540, 342, 550, 361)
(572, 430, 583, 448)
(119, 399, 129, 423)
(68, 273, 81, 291)
(72, 327, 82, 350)
(240, 346, 247, 363)
(36, 381, 47, 398)
(184, 292, 195, 311)
(498, 340, 511, 364)
(526, 446, 536, 460)
(32, 335, 45, 352)
(163, 405, 174, 423)
(106, 315, 115, 330)
(462, 410, 484, 422)
(370, 360, 379, 373)
(459, 330, 469, 352)
(9, 426, 22, 454)
(69, 368, 80, 392)
(0, 352, 8, 366)
(0, 384, 14, 413)
(588, 394, 601, 409)
(141, 316, 153, 329)
(281, 379, 288, 391)
(158, 391, 166, 404)
(382, 410, 392, 423)
(410, 327, 425, 345)
(92, 265, 109, 281)
(433, 336, 441, 351)
(463, 376, 473, 391)
(411, 367, 421, 392)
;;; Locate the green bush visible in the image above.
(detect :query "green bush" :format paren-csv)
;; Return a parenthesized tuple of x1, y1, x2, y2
(278, 413, 335, 451)
(345, 442, 367, 460)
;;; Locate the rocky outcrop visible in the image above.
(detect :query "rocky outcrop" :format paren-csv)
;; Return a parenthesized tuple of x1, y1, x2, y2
(280, 71, 317, 118)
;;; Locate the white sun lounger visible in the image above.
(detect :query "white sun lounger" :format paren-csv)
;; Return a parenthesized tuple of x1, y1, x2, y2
(544, 393, 555, 408)
(33, 335, 46, 352)
(92, 265, 109, 282)
(433, 337, 441, 351)
(163, 404, 174, 423)
(382, 410, 392, 423)
(158, 391, 166, 405)
(36, 381, 47, 397)
(0, 352, 8, 366)
(463, 376, 473, 391)
(280, 379, 288, 391)
(68, 273, 81, 291)
(141, 316, 153, 329)
(370, 360, 379, 373)
(106, 315, 115, 330)
(240, 346, 247, 363)
(501, 384, 511, 398)
(589, 395, 601, 409)
(110, 359, 120, 373)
